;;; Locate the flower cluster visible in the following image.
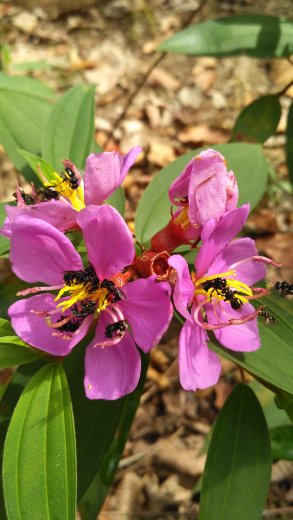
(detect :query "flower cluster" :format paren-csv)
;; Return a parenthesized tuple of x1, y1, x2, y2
(1, 147, 280, 399)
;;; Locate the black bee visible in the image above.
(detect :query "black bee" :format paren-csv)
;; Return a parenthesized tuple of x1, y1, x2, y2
(57, 317, 80, 333)
(63, 266, 98, 287)
(221, 287, 243, 310)
(13, 188, 36, 206)
(274, 281, 293, 297)
(61, 167, 79, 190)
(36, 186, 60, 202)
(203, 277, 227, 295)
(100, 279, 124, 302)
(72, 300, 96, 319)
(258, 308, 275, 324)
(105, 320, 128, 339)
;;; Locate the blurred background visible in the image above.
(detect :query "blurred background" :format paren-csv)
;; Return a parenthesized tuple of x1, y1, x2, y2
(0, 0, 292, 518)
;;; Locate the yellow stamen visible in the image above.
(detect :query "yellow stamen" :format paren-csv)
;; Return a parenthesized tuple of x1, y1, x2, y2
(173, 207, 192, 230)
(55, 282, 110, 314)
(45, 173, 85, 211)
(193, 270, 252, 304)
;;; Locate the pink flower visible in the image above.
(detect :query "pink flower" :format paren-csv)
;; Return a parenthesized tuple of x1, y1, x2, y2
(8, 204, 172, 400)
(169, 204, 273, 392)
(1, 147, 142, 238)
(169, 149, 238, 241)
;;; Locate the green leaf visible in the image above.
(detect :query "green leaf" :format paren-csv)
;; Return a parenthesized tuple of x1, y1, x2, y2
(0, 319, 13, 337)
(105, 187, 125, 216)
(199, 384, 271, 520)
(64, 342, 126, 501)
(210, 294, 293, 396)
(3, 363, 76, 520)
(232, 95, 281, 143)
(17, 149, 56, 183)
(0, 73, 55, 184)
(135, 143, 268, 246)
(249, 380, 291, 429)
(275, 389, 293, 423)
(158, 15, 293, 58)
(0, 360, 47, 520)
(270, 425, 293, 460)
(42, 84, 95, 171)
(0, 336, 43, 368)
(0, 202, 10, 256)
(78, 352, 149, 517)
(286, 99, 293, 185)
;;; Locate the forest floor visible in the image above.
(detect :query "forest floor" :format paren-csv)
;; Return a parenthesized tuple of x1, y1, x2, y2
(0, 0, 293, 518)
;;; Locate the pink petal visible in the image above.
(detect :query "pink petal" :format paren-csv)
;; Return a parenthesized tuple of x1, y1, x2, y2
(10, 215, 83, 285)
(76, 205, 135, 279)
(168, 158, 193, 206)
(2, 201, 77, 238)
(168, 255, 194, 321)
(84, 147, 141, 206)
(119, 277, 173, 353)
(188, 149, 233, 225)
(179, 319, 222, 391)
(84, 321, 141, 400)
(206, 301, 260, 352)
(8, 294, 90, 356)
(208, 237, 266, 286)
(196, 204, 250, 277)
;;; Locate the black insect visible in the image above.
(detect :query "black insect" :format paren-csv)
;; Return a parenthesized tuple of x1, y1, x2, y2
(72, 300, 96, 319)
(61, 167, 79, 190)
(36, 186, 60, 202)
(13, 188, 36, 206)
(258, 308, 275, 324)
(203, 277, 227, 295)
(105, 320, 128, 339)
(221, 287, 243, 310)
(63, 266, 98, 287)
(274, 280, 293, 297)
(100, 279, 124, 302)
(57, 317, 80, 333)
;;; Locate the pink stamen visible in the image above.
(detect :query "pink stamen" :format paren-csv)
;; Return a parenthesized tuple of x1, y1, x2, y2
(46, 314, 72, 329)
(246, 288, 270, 301)
(93, 336, 123, 348)
(193, 297, 260, 331)
(252, 255, 282, 267)
(52, 331, 72, 340)
(30, 309, 50, 317)
(17, 284, 63, 296)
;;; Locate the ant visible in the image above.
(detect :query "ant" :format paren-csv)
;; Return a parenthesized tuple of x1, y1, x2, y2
(105, 320, 128, 339)
(274, 281, 293, 297)
(258, 308, 275, 324)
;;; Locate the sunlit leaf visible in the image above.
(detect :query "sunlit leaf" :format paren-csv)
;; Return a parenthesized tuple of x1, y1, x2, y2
(158, 15, 293, 58)
(42, 84, 95, 171)
(232, 95, 281, 143)
(210, 294, 293, 396)
(3, 363, 76, 520)
(0, 73, 55, 184)
(199, 384, 271, 520)
(18, 149, 56, 183)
